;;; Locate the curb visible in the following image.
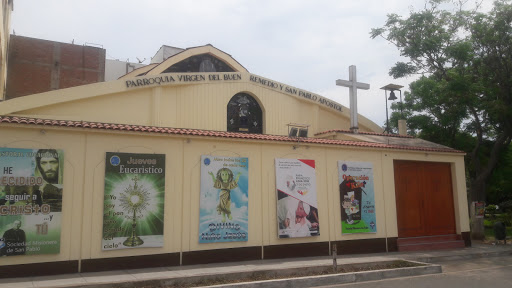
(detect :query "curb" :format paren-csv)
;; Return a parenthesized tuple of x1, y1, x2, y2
(199, 263, 442, 288)
(63, 260, 441, 288)
(405, 249, 512, 263)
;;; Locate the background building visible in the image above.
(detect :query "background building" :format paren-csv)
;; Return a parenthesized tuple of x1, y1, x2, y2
(0, 0, 13, 101)
(5, 35, 105, 100)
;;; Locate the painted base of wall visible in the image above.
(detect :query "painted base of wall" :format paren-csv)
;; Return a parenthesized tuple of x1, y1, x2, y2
(81, 253, 180, 273)
(0, 235, 470, 278)
(0, 260, 78, 278)
(462, 231, 472, 247)
(264, 242, 330, 259)
(387, 237, 398, 252)
(333, 238, 389, 255)
(182, 247, 261, 265)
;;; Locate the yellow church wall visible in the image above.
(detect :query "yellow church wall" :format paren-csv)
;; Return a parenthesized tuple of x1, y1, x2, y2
(324, 147, 388, 241)
(182, 138, 264, 252)
(1, 72, 382, 136)
(16, 90, 154, 125)
(0, 126, 86, 265)
(317, 107, 352, 132)
(81, 132, 185, 260)
(0, 124, 469, 267)
(260, 144, 331, 247)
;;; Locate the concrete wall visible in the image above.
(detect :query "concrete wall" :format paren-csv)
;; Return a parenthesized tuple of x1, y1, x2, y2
(6, 35, 105, 99)
(150, 45, 184, 64)
(0, 124, 470, 268)
(105, 59, 145, 81)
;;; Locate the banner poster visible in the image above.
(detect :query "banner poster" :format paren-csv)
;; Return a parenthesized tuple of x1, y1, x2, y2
(103, 152, 165, 250)
(475, 202, 485, 219)
(0, 148, 63, 256)
(338, 161, 376, 234)
(199, 155, 249, 243)
(275, 158, 319, 238)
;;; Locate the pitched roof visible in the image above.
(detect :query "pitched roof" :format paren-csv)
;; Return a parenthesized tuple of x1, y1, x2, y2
(0, 116, 464, 154)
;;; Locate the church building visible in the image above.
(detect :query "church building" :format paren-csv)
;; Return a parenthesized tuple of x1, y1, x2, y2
(0, 6, 470, 278)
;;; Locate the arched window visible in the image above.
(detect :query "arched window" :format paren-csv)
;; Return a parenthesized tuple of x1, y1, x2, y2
(162, 54, 235, 73)
(227, 93, 263, 134)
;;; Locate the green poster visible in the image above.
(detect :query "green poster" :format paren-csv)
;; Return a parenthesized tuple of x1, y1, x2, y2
(0, 148, 63, 256)
(103, 152, 165, 250)
(338, 161, 376, 234)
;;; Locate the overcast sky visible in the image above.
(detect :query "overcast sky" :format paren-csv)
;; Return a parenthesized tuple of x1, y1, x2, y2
(10, 0, 492, 128)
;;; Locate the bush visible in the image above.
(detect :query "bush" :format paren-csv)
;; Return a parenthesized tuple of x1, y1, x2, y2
(497, 212, 512, 226)
(486, 204, 498, 214)
(484, 219, 494, 228)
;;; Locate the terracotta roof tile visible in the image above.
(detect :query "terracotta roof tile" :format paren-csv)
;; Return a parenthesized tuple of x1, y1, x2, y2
(315, 129, 415, 138)
(0, 116, 464, 154)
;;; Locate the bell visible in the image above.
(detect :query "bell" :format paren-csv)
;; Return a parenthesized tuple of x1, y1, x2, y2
(388, 90, 398, 100)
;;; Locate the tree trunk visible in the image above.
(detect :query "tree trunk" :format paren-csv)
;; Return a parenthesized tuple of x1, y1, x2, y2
(468, 132, 511, 240)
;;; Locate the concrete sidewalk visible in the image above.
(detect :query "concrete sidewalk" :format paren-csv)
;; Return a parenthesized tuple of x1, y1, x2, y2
(1, 242, 511, 288)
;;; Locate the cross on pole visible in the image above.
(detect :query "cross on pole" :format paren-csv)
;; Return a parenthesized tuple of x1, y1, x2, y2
(336, 65, 370, 133)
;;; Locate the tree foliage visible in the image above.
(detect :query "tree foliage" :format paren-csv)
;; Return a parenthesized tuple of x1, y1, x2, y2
(372, 0, 512, 202)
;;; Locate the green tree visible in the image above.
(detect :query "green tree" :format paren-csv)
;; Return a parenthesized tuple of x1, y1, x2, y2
(371, 0, 512, 238)
(486, 146, 512, 205)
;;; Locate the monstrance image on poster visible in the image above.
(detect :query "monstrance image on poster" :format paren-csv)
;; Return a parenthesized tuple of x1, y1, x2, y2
(338, 161, 376, 234)
(103, 152, 165, 250)
(0, 148, 63, 256)
(199, 155, 248, 243)
(275, 158, 319, 238)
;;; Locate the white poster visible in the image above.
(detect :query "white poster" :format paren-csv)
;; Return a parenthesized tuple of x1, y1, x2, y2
(275, 158, 319, 238)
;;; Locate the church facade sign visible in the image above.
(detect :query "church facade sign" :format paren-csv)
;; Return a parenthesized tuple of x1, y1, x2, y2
(124, 73, 343, 113)
(124, 73, 243, 88)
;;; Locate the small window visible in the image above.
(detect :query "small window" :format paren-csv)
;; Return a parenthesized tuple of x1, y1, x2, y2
(227, 93, 263, 134)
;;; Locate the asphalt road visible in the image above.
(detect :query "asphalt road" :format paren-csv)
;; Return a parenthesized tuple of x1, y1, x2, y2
(316, 254, 512, 288)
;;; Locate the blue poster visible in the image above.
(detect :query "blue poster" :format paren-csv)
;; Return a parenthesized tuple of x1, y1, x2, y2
(338, 161, 376, 234)
(199, 155, 248, 243)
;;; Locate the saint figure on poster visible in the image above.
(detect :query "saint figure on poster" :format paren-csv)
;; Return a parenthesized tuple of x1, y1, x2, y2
(208, 168, 242, 222)
(0, 220, 26, 256)
(34, 149, 63, 212)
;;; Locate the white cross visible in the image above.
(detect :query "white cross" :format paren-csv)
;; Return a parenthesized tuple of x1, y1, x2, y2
(336, 65, 370, 133)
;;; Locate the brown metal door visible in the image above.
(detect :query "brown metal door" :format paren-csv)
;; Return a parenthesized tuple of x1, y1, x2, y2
(394, 161, 456, 238)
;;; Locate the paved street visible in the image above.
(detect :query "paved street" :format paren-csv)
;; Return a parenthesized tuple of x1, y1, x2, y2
(2, 242, 510, 288)
(317, 254, 512, 288)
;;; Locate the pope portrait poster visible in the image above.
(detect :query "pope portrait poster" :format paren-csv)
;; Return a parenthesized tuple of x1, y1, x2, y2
(103, 152, 165, 250)
(275, 158, 319, 238)
(338, 161, 377, 234)
(0, 148, 63, 256)
(199, 155, 248, 243)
